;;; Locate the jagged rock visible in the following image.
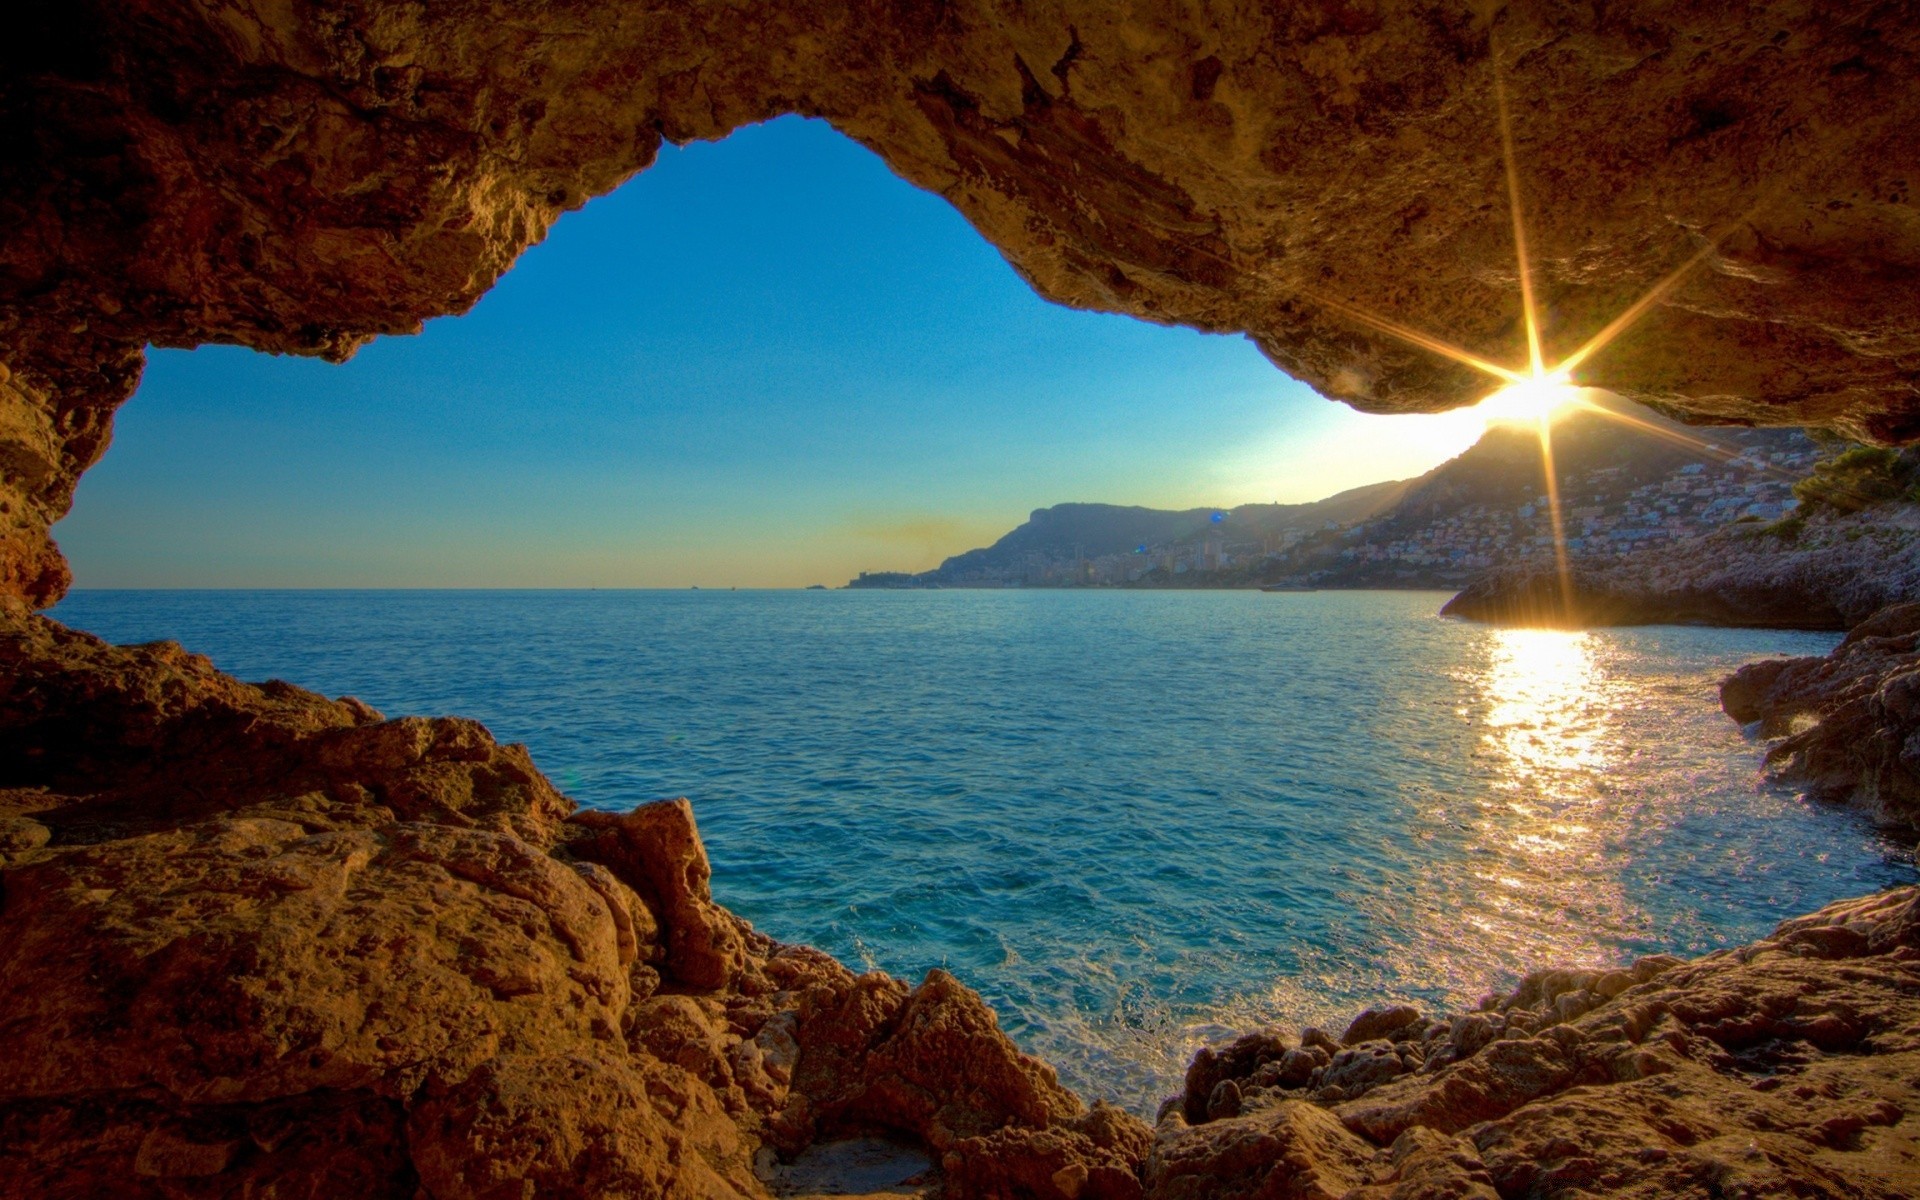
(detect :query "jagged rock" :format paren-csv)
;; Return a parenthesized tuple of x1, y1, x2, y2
(1342, 1004, 1424, 1046)
(1318, 1042, 1411, 1100)
(568, 799, 748, 991)
(1720, 602, 1920, 829)
(1180, 1028, 1291, 1124)
(6, 3, 1920, 608)
(1165, 887, 1920, 1199)
(1443, 504, 1920, 629)
(944, 1104, 1152, 1200)
(0, 608, 1147, 1197)
(407, 1051, 763, 1200)
(1148, 1099, 1377, 1200)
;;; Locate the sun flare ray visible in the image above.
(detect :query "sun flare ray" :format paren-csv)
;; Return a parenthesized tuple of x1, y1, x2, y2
(1550, 226, 1742, 380)
(1304, 291, 1526, 384)
(1493, 60, 1547, 380)
(1288, 30, 1776, 625)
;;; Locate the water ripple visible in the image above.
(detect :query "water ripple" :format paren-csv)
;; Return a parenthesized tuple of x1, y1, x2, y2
(51, 588, 1916, 1114)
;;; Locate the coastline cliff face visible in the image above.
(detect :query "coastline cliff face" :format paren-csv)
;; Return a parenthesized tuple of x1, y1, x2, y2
(1722, 603, 1920, 832)
(1442, 504, 1920, 630)
(6, 602, 1920, 1198)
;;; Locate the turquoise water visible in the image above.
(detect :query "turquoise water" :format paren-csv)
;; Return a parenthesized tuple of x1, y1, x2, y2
(51, 589, 1913, 1112)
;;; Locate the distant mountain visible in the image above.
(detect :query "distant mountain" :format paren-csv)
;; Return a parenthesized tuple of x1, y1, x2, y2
(849, 480, 1413, 588)
(846, 401, 1821, 589)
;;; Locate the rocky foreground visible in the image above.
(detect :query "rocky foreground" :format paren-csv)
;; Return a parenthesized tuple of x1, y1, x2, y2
(3, 604, 1918, 1198)
(1442, 504, 1920, 630)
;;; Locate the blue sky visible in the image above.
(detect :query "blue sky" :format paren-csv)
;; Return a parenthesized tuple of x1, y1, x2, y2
(60, 117, 1489, 588)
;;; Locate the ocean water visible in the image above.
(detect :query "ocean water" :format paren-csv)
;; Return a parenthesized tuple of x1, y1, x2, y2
(50, 589, 1915, 1113)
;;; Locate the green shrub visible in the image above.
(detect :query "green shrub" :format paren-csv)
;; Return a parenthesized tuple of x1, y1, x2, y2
(1791, 445, 1920, 514)
(1763, 512, 1806, 541)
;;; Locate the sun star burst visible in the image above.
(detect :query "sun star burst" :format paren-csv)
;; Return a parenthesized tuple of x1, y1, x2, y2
(1305, 31, 1757, 622)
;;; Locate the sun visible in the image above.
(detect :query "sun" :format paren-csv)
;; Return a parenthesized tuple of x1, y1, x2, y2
(1301, 29, 1763, 621)
(1477, 372, 1582, 428)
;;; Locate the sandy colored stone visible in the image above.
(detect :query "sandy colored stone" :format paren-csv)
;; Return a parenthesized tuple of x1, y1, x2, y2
(5, 3, 1920, 607)
(1168, 887, 1920, 1200)
(1148, 1098, 1377, 1199)
(568, 799, 749, 991)
(408, 1051, 764, 1200)
(0, 605, 1154, 1197)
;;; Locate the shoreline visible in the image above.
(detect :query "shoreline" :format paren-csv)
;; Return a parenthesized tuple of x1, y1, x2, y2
(4, 603, 1917, 1196)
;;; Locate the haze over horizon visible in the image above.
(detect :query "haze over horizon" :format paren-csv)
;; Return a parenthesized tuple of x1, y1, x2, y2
(60, 117, 1493, 589)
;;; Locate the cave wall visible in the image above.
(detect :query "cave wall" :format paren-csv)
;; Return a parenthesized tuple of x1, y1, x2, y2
(2, 0, 1917, 607)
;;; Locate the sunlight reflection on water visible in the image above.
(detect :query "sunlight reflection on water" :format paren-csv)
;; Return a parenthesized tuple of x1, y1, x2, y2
(50, 588, 1917, 1113)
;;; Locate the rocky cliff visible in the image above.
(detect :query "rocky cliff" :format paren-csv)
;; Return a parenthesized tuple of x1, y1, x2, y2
(1722, 602, 1920, 831)
(8, 4, 1920, 1196)
(5, 2, 1920, 608)
(1442, 503, 1920, 629)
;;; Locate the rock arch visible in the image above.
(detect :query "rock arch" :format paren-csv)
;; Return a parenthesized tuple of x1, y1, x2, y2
(3, 0, 1917, 608)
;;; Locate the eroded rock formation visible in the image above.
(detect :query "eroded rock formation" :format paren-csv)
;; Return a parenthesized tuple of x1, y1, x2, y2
(8, 4, 1920, 1196)
(5, 1, 1920, 607)
(6, 601, 1918, 1196)
(0, 605, 1148, 1198)
(1442, 502, 1920, 629)
(1722, 602, 1920, 829)
(1156, 886, 1920, 1198)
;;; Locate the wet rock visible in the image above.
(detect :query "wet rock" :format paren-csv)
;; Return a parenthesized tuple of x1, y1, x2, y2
(1180, 1028, 1290, 1124)
(1342, 1005, 1424, 1047)
(1716, 603, 1920, 829)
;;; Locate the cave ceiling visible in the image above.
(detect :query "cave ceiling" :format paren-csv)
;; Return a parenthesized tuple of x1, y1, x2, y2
(1, 1, 1917, 605)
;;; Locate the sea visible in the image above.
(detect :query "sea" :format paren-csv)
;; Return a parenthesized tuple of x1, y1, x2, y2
(50, 588, 1916, 1114)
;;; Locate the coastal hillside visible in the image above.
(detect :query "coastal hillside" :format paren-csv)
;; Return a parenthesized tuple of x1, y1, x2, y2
(849, 480, 1413, 588)
(851, 403, 1817, 589)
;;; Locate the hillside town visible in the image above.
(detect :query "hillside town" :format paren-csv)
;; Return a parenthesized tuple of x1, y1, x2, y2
(850, 413, 1825, 590)
(1312, 444, 1815, 587)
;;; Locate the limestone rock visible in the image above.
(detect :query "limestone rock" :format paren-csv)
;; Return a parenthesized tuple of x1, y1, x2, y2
(0, 606, 1144, 1197)
(408, 1051, 762, 1200)
(1720, 602, 1920, 828)
(1342, 1005, 1424, 1047)
(1148, 1099, 1377, 1199)
(1157, 886, 1920, 1200)
(568, 799, 748, 990)
(6, 3, 1920, 607)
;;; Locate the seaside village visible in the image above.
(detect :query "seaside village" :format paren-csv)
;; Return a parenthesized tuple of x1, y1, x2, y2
(876, 434, 1823, 589)
(1318, 443, 1816, 583)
